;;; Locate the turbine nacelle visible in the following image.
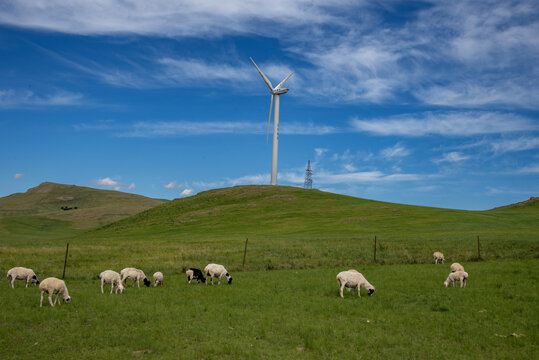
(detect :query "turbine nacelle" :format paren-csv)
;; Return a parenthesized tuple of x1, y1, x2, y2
(272, 88, 289, 95)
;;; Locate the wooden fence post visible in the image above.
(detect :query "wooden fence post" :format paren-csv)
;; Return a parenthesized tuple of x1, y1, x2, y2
(242, 238, 249, 269)
(62, 243, 69, 280)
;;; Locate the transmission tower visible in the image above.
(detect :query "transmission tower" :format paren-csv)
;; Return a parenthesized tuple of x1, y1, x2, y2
(304, 160, 313, 189)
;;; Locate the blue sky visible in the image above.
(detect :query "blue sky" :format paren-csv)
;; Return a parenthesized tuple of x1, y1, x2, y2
(1, 0, 538, 210)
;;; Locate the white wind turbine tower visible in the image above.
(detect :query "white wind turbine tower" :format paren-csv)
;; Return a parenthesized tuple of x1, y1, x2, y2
(250, 57, 293, 185)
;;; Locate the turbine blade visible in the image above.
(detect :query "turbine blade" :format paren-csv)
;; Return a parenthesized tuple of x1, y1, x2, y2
(267, 94, 274, 144)
(250, 57, 274, 91)
(275, 72, 294, 90)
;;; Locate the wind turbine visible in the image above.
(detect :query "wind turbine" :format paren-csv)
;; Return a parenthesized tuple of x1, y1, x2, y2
(250, 57, 293, 186)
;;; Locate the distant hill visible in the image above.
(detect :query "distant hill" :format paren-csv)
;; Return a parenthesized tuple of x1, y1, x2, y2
(0, 182, 167, 237)
(91, 185, 539, 241)
(490, 196, 538, 211)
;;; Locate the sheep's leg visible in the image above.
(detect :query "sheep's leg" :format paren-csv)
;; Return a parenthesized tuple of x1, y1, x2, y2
(463, 278, 466, 288)
(26, 278, 29, 288)
(101, 281, 104, 294)
(187, 276, 191, 284)
(10, 277, 15, 288)
(111, 282, 114, 294)
(137, 279, 140, 288)
(339, 283, 345, 298)
(40, 291, 44, 307)
(358, 286, 362, 297)
(48, 293, 54, 307)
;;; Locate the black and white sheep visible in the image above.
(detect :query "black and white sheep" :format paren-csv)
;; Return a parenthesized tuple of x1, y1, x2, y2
(204, 264, 232, 285)
(450, 263, 465, 273)
(336, 270, 375, 298)
(99, 270, 124, 294)
(39, 277, 71, 307)
(121, 267, 151, 287)
(186, 268, 206, 284)
(153, 272, 163, 287)
(444, 270, 468, 288)
(433, 251, 445, 264)
(6, 267, 40, 288)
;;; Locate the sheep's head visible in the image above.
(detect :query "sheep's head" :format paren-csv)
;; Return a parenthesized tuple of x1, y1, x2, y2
(226, 273, 233, 285)
(143, 278, 151, 287)
(64, 296, 71, 304)
(201, 276, 206, 283)
(32, 275, 40, 286)
(117, 281, 125, 294)
(367, 288, 375, 296)
(443, 281, 449, 288)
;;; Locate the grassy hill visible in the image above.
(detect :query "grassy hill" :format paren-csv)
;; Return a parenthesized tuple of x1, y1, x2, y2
(0, 182, 166, 239)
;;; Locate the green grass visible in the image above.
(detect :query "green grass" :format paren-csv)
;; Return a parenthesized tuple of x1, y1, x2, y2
(1, 260, 537, 359)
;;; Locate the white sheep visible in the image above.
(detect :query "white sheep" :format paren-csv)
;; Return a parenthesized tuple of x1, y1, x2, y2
(433, 251, 445, 264)
(6, 267, 40, 288)
(444, 270, 468, 288)
(39, 277, 71, 307)
(204, 264, 232, 285)
(121, 267, 150, 287)
(336, 270, 375, 298)
(99, 270, 124, 294)
(153, 272, 163, 287)
(450, 263, 465, 273)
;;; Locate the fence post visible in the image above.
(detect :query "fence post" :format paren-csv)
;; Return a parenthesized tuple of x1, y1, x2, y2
(62, 243, 69, 280)
(242, 238, 249, 269)
(477, 235, 481, 260)
(374, 236, 377, 263)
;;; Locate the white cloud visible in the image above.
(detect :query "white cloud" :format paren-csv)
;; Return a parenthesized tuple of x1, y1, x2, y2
(381, 143, 410, 159)
(351, 112, 538, 137)
(179, 188, 194, 197)
(490, 137, 539, 154)
(0, 89, 84, 108)
(516, 164, 539, 174)
(433, 152, 470, 164)
(128, 183, 136, 190)
(14, 173, 24, 180)
(164, 181, 178, 189)
(95, 177, 120, 187)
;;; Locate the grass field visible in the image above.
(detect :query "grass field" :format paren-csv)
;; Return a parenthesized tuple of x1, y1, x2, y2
(1, 184, 537, 358)
(1, 260, 537, 359)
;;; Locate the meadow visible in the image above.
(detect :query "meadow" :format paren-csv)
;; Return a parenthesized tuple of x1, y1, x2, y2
(0, 185, 537, 358)
(1, 260, 537, 359)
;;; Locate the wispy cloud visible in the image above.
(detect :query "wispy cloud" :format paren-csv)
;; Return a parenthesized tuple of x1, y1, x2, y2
(490, 137, 539, 154)
(351, 112, 538, 137)
(0, 89, 84, 108)
(381, 143, 410, 159)
(13, 173, 24, 180)
(94, 177, 122, 190)
(516, 164, 539, 174)
(179, 188, 194, 197)
(164, 181, 182, 189)
(127, 183, 136, 190)
(433, 152, 470, 164)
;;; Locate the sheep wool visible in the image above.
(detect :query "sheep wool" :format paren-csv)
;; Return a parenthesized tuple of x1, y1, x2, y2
(7, 267, 40, 288)
(450, 263, 465, 273)
(153, 272, 164, 287)
(39, 277, 71, 307)
(99, 270, 124, 294)
(186, 268, 206, 284)
(444, 270, 468, 288)
(121, 268, 151, 287)
(204, 264, 232, 285)
(336, 270, 375, 298)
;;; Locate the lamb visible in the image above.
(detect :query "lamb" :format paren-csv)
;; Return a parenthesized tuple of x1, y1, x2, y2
(121, 267, 151, 287)
(433, 251, 445, 264)
(39, 277, 71, 307)
(186, 268, 206, 284)
(336, 270, 375, 298)
(99, 270, 124, 294)
(450, 263, 465, 273)
(204, 264, 232, 285)
(153, 272, 163, 287)
(6, 267, 40, 288)
(444, 270, 468, 288)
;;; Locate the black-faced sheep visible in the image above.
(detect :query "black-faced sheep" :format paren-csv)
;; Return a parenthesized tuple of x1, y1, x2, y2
(99, 270, 124, 294)
(153, 272, 163, 287)
(444, 270, 468, 288)
(204, 264, 232, 285)
(121, 267, 151, 287)
(433, 251, 445, 264)
(336, 270, 375, 298)
(39, 277, 71, 307)
(186, 268, 206, 284)
(7, 267, 39, 288)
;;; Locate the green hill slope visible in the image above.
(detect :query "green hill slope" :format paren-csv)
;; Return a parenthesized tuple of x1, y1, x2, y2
(0, 182, 166, 238)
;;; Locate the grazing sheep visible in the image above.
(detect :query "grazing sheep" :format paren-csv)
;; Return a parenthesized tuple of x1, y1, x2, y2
(450, 263, 465, 273)
(39, 277, 71, 307)
(7, 267, 40, 288)
(433, 252, 445, 264)
(444, 270, 468, 288)
(336, 270, 375, 298)
(204, 264, 232, 285)
(153, 272, 163, 287)
(186, 268, 206, 284)
(121, 267, 151, 287)
(99, 270, 124, 294)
